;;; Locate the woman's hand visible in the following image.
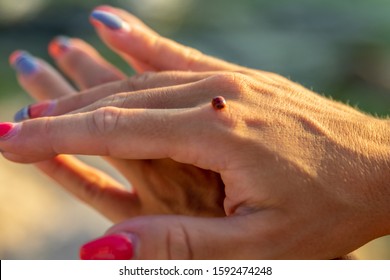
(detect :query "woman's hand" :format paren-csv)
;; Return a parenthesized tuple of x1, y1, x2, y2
(4, 5, 387, 259)
(8, 8, 238, 222)
(8, 5, 255, 223)
(2, 61, 390, 259)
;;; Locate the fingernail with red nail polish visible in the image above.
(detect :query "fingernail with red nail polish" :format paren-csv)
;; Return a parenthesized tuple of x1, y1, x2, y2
(80, 234, 134, 260)
(90, 10, 129, 31)
(0, 123, 17, 140)
(9, 51, 39, 76)
(14, 100, 56, 122)
(49, 36, 71, 59)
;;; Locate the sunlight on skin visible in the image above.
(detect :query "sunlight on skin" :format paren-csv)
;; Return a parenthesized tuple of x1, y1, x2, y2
(0, 2, 390, 260)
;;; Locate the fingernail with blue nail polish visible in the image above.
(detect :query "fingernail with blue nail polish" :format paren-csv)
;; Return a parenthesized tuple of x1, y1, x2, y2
(49, 36, 71, 59)
(9, 51, 39, 76)
(14, 107, 29, 122)
(14, 100, 56, 122)
(90, 10, 129, 31)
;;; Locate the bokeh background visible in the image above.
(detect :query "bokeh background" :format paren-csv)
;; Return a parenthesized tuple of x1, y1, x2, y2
(1, 0, 390, 259)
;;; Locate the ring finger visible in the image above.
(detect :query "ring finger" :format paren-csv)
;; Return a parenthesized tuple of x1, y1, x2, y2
(17, 71, 220, 119)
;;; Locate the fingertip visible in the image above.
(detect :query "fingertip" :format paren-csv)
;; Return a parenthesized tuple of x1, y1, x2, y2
(9, 50, 40, 76)
(90, 10, 130, 32)
(0, 122, 20, 140)
(9, 50, 25, 65)
(14, 107, 29, 122)
(80, 233, 136, 260)
(89, 15, 104, 29)
(48, 36, 71, 59)
(14, 100, 57, 122)
(47, 35, 126, 88)
(93, 5, 116, 12)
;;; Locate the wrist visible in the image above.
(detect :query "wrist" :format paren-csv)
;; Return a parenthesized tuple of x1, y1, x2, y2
(360, 118, 390, 236)
(330, 115, 390, 241)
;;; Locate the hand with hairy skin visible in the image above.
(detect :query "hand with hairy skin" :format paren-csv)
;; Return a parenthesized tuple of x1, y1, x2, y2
(4, 6, 387, 259)
(8, 38, 226, 222)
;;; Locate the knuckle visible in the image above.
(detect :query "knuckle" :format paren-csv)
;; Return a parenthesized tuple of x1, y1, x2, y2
(233, 68, 258, 78)
(135, 71, 156, 83)
(89, 107, 121, 136)
(216, 104, 244, 131)
(150, 35, 167, 62)
(103, 92, 127, 108)
(151, 34, 162, 50)
(166, 220, 193, 260)
(43, 117, 59, 155)
(183, 47, 202, 69)
(263, 71, 290, 83)
(120, 75, 138, 92)
(121, 77, 136, 92)
(208, 72, 251, 99)
(126, 72, 157, 91)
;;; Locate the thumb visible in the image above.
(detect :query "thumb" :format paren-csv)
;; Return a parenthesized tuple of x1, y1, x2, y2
(79, 214, 261, 260)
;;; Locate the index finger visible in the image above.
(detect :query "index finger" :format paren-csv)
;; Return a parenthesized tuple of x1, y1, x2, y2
(0, 105, 227, 171)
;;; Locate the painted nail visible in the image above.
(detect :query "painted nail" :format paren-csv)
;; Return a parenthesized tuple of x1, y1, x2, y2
(80, 234, 134, 260)
(90, 10, 129, 31)
(49, 36, 71, 59)
(0, 123, 16, 139)
(14, 100, 56, 122)
(9, 51, 39, 76)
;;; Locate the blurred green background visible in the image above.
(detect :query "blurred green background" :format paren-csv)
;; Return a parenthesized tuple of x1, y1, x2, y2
(1, 0, 390, 259)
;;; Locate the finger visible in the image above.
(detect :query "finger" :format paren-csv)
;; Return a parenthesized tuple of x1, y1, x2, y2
(10, 50, 136, 222)
(9, 51, 76, 101)
(17, 71, 215, 118)
(35, 155, 139, 223)
(11, 40, 159, 205)
(80, 214, 261, 260)
(47, 36, 162, 197)
(0, 106, 221, 168)
(81, 212, 356, 260)
(48, 36, 126, 89)
(66, 75, 226, 114)
(90, 6, 241, 72)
